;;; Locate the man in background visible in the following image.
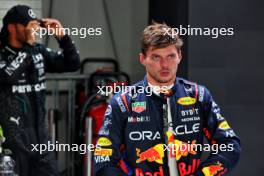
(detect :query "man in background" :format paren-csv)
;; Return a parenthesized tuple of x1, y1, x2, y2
(0, 5, 80, 176)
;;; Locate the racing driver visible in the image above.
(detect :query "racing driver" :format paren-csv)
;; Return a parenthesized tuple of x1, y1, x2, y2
(93, 22, 241, 176)
(0, 5, 80, 176)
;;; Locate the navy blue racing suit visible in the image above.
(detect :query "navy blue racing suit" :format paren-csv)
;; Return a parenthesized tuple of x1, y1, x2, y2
(0, 35, 80, 176)
(94, 76, 241, 176)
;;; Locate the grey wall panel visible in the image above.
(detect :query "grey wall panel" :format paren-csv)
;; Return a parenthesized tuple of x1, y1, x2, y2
(43, 0, 148, 83)
(189, 0, 264, 175)
(189, 0, 264, 30)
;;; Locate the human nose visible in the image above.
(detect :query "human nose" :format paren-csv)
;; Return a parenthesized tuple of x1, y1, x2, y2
(160, 57, 169, 68)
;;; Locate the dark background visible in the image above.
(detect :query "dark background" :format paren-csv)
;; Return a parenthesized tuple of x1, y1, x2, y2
(149, 0, 264, 175)
(189, 1, 264, 175)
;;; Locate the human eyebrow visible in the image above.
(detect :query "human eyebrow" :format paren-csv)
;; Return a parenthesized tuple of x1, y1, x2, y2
(167, 53, 176, 58)
(150, 54, 161, 60)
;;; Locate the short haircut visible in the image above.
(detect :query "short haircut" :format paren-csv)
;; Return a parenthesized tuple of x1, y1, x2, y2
(141, 22, 183, 55)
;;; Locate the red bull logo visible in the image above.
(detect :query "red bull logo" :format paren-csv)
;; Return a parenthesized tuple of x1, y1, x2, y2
(202, 162, 224, 176)
(166, 131, 197, 161)
(136, 144, 164, 164)
(135, 166, 164, 176)
(169, 139, 197, 161)
(166, 131, 174, 144)
(178, 159, 201, 176)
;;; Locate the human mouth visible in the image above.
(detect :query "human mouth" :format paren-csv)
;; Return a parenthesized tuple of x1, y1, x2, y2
(160, 70, 170, 76)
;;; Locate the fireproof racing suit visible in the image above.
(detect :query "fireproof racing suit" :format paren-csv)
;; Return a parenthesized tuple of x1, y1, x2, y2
(94, 76, 241, 176)
(0, 35, 80, 176)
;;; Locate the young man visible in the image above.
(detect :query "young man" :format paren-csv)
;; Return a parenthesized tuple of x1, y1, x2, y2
(94, 23, 241, 176)
(0, 5, 80, 176)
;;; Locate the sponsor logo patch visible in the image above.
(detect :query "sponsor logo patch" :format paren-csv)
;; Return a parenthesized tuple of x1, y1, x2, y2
(181, 108, 199, 116)
(129, 131, 161, 141)
(12, 82, 46, 93)
(105, 105, 112, 116)
(94, 156, 110, 163)
(198, 86, 205, 102)
(136, 144, 164, 164)
(116, 96, 126, 112)
(128, 116, 150, 123)
(178, 159, 201, 176)
(218, 121, 231, 130)
(94, 148, 112, 156)
(135, 166, 164, 176)
(98, 129, 109, 136)
(132, 102, 146, 113)
(97, 137, 112, 147)
(202, 162, 224, 176)
(28, 9, 36, 18)
(177, 97, 196, 105)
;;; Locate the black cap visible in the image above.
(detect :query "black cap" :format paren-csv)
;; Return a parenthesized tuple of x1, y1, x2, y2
(2, 5, 39, 26)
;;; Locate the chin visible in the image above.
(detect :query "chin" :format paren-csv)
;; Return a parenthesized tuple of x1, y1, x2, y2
(157, 78, 171, 84)
(160, 76, 175, 84)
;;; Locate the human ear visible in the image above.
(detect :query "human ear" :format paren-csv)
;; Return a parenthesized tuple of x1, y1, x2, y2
(139, 53, 146, 66)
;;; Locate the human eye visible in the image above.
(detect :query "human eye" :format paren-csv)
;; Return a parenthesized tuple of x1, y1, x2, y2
(151, 55, 160, 61)
(167, 54, 176, 60)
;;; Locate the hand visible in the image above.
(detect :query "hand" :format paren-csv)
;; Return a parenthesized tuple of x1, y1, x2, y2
(42, 18, 65, 39)
(26, 20, 40, 45)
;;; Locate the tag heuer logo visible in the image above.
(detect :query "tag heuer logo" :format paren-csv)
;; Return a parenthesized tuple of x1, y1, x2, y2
(132, 102, 146, 113)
